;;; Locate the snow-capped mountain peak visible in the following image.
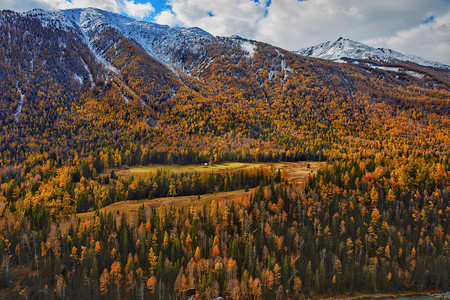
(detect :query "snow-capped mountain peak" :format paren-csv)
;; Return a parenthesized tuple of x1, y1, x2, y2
(60, 8, 213, 44)
(295, 38, 449, 70)
(22, 8, 214, 68)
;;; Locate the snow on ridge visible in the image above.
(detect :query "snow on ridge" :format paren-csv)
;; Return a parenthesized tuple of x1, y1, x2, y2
(172, 26, 213, 39)
(296, 38, 390, 62)
(60, 8, 214, 67)
(23, 7, 216, 76)
(377, 48, 448, 70)
(25, 9, 75, 30)
(296, 37, 449, 70)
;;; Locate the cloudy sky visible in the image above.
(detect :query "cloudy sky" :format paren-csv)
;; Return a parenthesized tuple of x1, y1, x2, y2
(1, 0, 449, 64)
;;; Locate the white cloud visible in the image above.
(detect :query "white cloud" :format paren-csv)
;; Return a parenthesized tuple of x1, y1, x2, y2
(0, 0, 58, 12)
(155, 0, 269, 37)
(0, 0, 154, 20)
(154, 0, 450, 64)
(364, 11, 450, 65)
(119, 0, 154, 19)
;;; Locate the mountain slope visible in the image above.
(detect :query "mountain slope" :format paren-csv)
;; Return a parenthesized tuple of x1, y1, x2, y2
(296, 37, 449, 70)
(0, 7, 448, 168)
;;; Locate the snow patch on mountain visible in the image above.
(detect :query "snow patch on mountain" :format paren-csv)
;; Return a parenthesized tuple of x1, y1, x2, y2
(80, 57, 94, 88)
(368, 65, 400, 72)
(362, 63, 429, 79)
(296, 38, 449, 70)
(265, 50, 292, 82)
(405, 71, 425, 79)
(73, 73, 83, 85)
(25, 9, 75, 31)
(240, 41, 257, 58)
(14, 84, 24, 123)
(117, 87, 130, 104)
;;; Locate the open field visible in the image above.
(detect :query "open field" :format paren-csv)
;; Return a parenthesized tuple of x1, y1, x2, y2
(76, 188, 254, 225)
(76, 161, 324, 224)
(115, 162, 249, 177)
(114, 161, 323, 183)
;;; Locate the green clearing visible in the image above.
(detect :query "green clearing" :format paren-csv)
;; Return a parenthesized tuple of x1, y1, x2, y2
(115, 162, 251, 177)
(111, 161, 325, 184)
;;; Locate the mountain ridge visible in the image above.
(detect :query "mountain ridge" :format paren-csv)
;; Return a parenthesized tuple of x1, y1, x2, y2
(36, 8, 214, 66)
(11, 8, 450, 76)
(296, 37, 449, 70)
(4, 8, 450, 71)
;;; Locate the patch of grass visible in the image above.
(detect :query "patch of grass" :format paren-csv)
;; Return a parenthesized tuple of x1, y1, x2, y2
(76, 188, 255, 225)
(116, 162, 252, 177)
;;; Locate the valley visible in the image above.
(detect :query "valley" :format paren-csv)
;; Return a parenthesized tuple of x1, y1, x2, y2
(0, 7, 448, 300)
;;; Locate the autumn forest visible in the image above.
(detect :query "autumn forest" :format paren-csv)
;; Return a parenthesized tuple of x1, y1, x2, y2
(0, 8, 449, 299)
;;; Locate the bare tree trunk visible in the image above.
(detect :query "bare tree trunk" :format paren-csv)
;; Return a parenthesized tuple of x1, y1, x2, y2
(85, 277, 92, 300)
(137, 281, 145, 300)
(4, 253, 10, 283)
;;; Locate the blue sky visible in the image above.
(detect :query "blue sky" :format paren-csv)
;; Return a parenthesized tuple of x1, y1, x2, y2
(145, 0, 166, 17)
(1, 0, 449, 64)
(127, 0, 167, 20)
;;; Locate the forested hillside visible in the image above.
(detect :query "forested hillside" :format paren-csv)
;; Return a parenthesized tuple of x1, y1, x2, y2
(0, 8, 448, 299)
